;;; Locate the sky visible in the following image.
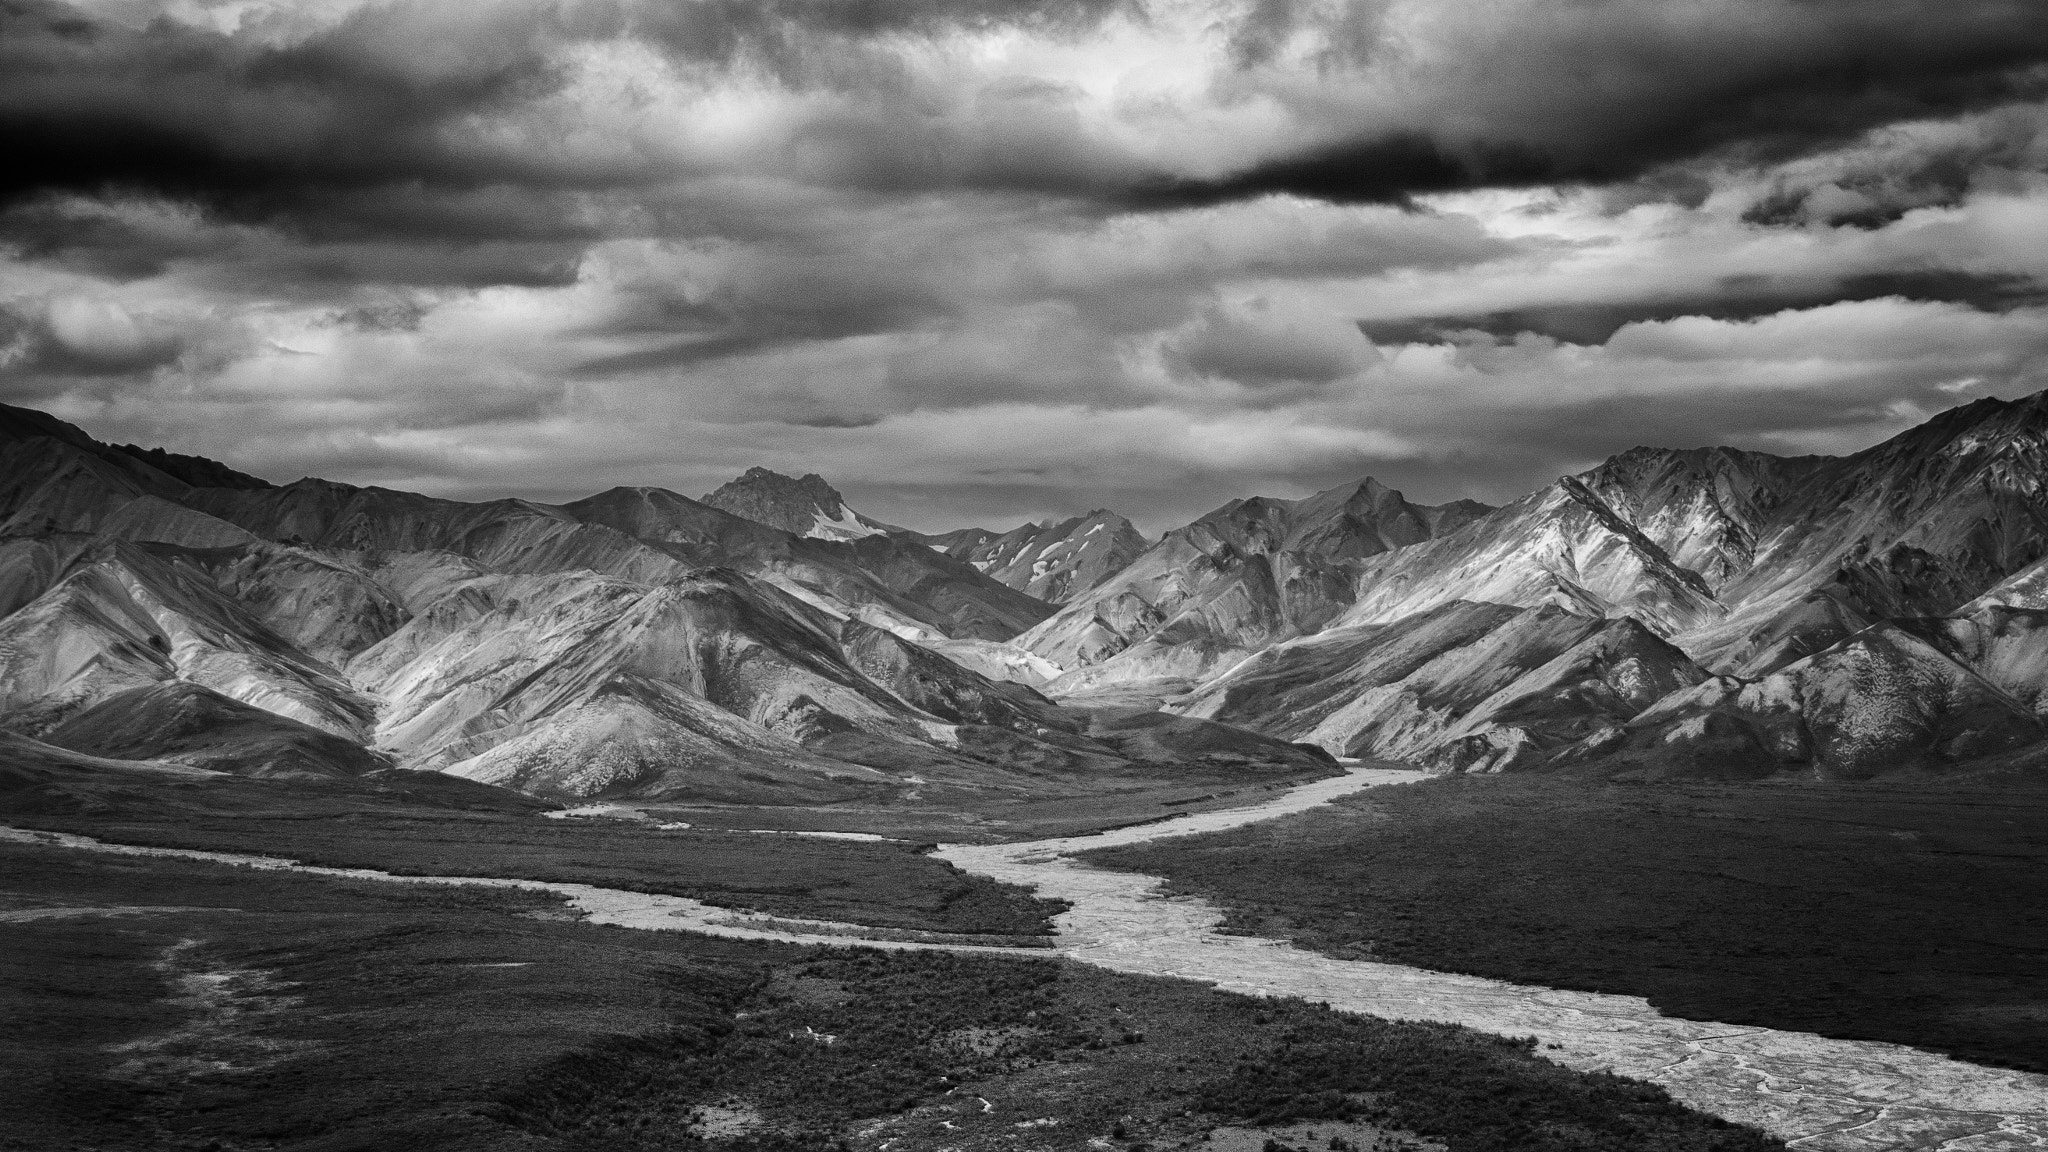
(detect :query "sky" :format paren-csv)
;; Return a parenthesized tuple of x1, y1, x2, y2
(4, 0, 2048, 534)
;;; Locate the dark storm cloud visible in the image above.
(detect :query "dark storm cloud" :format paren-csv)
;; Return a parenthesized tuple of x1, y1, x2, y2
(1133, 135, 1561, 209)
(635, 0, 1134, 52)
(0, 0, 1135, 222)
(1737, 103, 2048, 228)
(7, 0, 2047, 246)
(1741, 164, 1975, 230)
(1149, 1, 2048, 209)
(0, 192, 586, 292)
(788, 412, 884, 428)
(1359, 271, 2048, 347)
(10, 0, 2048, 537)
(0, 0, 579, 207)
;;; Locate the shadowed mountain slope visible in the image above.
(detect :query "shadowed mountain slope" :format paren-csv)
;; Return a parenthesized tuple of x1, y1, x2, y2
(1612, 623, 2043, 779)
(39, 680, 392, 778)
(0, 730, 543, 820)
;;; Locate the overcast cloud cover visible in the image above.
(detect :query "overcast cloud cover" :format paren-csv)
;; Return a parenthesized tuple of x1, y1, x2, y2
(5, 0, 2048, 531)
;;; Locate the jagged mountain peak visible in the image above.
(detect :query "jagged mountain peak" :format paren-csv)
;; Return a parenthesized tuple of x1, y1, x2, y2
(701, 466, 899, 540)
(1171, 474, 1486, 563)
(1015, 476, 1497, 687)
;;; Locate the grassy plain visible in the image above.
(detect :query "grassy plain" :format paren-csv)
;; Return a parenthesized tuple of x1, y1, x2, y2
(13, 809, 1067, 936)
(655, 775, 1315, 842)
(2, 841, 1779, 1152)
(2, 751, 1330, 937)
(2, 764, 1069, 936)
(0, 841, 789, 1151)
(1084, 775, 2048, 1073)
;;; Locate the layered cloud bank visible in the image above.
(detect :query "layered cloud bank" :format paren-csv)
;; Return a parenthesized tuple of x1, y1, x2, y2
(5, 0, 2048, 530)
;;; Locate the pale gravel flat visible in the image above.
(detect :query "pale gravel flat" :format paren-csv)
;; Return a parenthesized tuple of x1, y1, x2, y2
(7, 766, 2045, 1150)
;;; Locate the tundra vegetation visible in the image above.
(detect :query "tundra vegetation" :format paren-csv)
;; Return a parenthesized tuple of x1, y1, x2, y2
(4, 842, 1779, 1152)
(1086, 775, 2048, 1073)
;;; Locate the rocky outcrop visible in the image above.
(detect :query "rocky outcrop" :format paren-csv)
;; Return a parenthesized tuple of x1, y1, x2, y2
(701, 466, 899, 540)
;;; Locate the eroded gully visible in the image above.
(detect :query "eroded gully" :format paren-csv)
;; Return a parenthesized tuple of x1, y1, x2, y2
(6, 765, 2044, 1150)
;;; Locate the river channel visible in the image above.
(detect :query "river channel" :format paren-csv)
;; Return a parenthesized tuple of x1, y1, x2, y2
(7, 764, 2044, 1150)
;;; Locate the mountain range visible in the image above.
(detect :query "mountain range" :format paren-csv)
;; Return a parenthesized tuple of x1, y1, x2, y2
(3, 392, 2047, 799)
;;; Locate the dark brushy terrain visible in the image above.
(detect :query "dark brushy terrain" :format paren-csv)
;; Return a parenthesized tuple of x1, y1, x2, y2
(1084, 776, 2048, 1073)
(649, 776, 1315, 843)
(3, 765, 1065, 937)
(0, 841, 1778, 1152)
(0, 841, 788, 1152)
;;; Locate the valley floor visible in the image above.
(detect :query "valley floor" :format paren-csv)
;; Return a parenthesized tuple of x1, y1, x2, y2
(0, 841, 1771, 1152)
(11, 806, 1067, 939)
(1083, 775, 2048, 1074)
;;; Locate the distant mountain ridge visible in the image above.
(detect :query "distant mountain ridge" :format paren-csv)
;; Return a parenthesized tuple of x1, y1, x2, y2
(700, 467, 1156, 607)
(8, 393, 2048, 789)
(1016, 476, 1495, 694)
(913, 510, 1152, 604)
(0, 406, 1326, 800)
